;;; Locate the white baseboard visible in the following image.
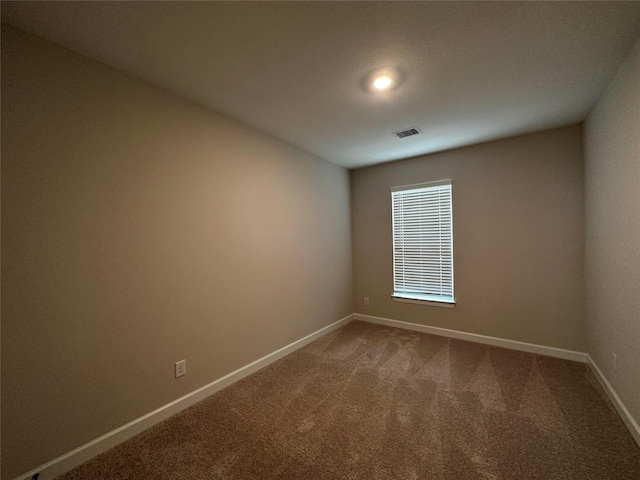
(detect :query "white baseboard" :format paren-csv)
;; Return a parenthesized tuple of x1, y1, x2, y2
(14, 314, 353, 480)
(586, 354, 640, 447)
(353, 313, 588, 363)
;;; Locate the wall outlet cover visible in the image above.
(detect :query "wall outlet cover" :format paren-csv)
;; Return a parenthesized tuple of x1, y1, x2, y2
(175, 360, 187, 378)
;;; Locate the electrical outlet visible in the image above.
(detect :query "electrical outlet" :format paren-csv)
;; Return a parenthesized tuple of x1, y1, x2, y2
(175, 359, 186, 378)
(364, 297, 369, 306)
(612, 353, 618, 372)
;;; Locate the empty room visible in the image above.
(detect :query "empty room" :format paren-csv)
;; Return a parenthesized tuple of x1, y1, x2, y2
(2, 2, 640, 479)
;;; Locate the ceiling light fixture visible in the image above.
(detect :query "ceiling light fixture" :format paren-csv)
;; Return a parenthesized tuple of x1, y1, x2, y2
(367, 68, 401, 93)
(373, 75, 393, 91)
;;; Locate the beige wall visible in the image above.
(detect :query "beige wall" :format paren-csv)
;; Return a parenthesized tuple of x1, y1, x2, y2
(351, 126, 586, 351)
(1, 27, 353, 479)
(584, 35, 640, 426)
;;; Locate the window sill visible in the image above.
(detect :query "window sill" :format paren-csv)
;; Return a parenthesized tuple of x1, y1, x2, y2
(391, 294, 456, 308)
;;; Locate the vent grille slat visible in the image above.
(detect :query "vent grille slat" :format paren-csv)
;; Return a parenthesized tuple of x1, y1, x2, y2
(393, 126, 422, 139)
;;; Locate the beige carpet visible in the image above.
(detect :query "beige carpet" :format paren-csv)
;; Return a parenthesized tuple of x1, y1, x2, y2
(58, 321, 640, 479)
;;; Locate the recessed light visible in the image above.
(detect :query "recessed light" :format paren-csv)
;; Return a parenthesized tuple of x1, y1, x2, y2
(367, 68, 401, 93)
(373, 75, 393, 91)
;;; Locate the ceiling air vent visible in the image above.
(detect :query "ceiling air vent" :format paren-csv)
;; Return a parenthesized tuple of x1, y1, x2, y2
(393, 126, 423, 139)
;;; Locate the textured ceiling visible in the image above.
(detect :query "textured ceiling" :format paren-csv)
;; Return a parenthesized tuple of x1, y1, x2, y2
(3, 1, 640, 169)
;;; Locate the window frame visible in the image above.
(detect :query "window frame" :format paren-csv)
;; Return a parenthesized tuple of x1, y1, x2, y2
(390, 180, 456, 308)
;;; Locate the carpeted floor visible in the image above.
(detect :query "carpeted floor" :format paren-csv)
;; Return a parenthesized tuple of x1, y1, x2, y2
(58, 321, 640, 479)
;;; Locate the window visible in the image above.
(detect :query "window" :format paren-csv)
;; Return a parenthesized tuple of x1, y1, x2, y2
(391, 180, 454, 307)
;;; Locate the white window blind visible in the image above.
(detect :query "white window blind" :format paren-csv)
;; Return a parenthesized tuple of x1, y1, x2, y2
(391, 181, 454, 304)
